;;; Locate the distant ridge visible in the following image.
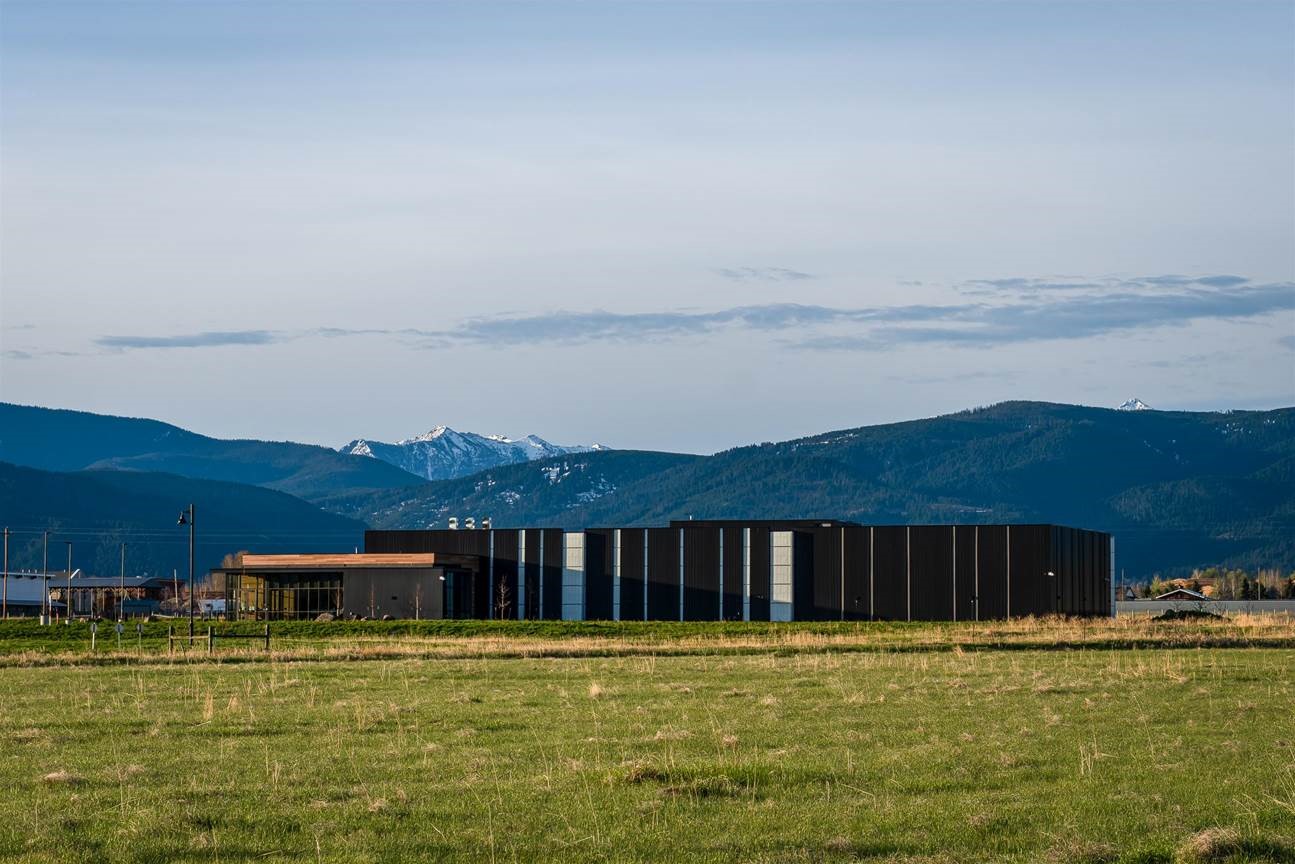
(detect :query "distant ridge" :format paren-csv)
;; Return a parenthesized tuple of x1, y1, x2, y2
(0, 403, 423, 502)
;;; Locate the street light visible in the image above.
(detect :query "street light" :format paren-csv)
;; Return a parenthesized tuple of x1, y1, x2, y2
(178, 505, 195, 636)
(41, 531, 49, 625)
(119, 542, 127, 622)
(64, 542, 73, 624)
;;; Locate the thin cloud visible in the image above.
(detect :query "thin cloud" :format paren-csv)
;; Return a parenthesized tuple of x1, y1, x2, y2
(85, 276, 1293, 355)
(717, 267, 816, 282)
(96, 330, 283, 350)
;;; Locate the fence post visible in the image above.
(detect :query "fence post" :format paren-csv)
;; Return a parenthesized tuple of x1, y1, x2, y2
(207, 627, 213, 655)
(167, 625, 173, 656)
(263, 624, 270, 652)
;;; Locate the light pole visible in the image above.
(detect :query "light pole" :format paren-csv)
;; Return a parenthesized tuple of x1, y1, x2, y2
(178, 505, 195, 636)
(65, 542, 73, 624)
(42, 531, 49, 625)
(119, 542, 127, 621)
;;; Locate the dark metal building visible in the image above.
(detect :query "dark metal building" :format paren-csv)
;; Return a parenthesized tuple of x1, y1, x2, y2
(365, 520, 1114, 621)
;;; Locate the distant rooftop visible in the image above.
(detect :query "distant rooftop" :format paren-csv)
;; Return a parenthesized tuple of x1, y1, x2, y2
(231, 553, 438, 570)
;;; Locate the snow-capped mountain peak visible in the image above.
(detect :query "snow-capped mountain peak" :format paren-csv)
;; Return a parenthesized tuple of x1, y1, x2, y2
(338, 426, 607, 481)
(1118, 398, 1152, 411)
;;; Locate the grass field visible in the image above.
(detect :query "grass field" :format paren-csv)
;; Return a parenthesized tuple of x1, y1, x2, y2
(1, 620, 1293, 863)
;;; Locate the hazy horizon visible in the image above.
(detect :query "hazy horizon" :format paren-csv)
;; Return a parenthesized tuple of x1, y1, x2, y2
(3, 1, 1292, 452)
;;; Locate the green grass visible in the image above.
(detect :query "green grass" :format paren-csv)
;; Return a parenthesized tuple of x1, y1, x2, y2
(1, 633, 1293, 862)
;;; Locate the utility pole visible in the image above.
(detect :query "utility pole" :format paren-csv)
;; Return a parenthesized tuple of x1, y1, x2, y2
(2, 526, 8, 619)
(42, 531, 49, 625)
(178, 505, 195, 637)
(119, 542, 127, 621)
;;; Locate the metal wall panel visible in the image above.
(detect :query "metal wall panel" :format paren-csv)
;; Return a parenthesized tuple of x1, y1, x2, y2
(748, 526, 771, 622)
(954, 526, 978, 621)
(682, 527, 721, 621)
(521, 529, 542, 620)
(976, 526, 1008, 619)
(1009, 525, 1051, 617)
(909, 526, 954, 621)
(842, 526, 870, 620)
(646, 528, 680, 621)
(541, 529, 564, 621)
(492, 530, 520, 620)
(583, 529, 613, 620)
(618, 528, 646, 622)
(721, 526, 744, 621)
(804, 526, 842, 621)
(871, 527, 908, 621)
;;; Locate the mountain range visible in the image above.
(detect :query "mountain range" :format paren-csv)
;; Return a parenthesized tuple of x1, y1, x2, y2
(339, 426, 603, 481)
(2, 400, 1292, 582)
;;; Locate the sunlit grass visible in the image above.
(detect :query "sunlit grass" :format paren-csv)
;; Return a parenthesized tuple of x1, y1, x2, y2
(0, 633, 1292, 862)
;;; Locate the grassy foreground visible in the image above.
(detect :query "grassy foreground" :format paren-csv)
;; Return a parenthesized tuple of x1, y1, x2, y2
(1, 628, 1293, 862)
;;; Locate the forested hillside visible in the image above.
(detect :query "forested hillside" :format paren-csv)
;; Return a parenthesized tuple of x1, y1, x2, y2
(0, 403, 423, 501)
(0, 461, 366, 579)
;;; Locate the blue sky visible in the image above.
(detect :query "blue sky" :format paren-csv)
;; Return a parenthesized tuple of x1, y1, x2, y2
(1, 1, 1292, 452)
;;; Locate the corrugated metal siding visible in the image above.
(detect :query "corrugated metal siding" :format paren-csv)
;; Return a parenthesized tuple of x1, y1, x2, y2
(842, 526, 870, 620)
(646, 528, 679, 621)
(805, 526, 841, 621)
(541, 528, 564, 621)
(681, 527, 720, 621)
(954, 525, 978, 621)
(721, 526, 744, 621)
(618, 529, 646, 621)
(583, 529, 613, 620)
(909, 526, 954, 621)
(872, 527, 908, 621)
(522, 529, 542, 620)
(492, 530, 520, 619)
(976, 526, 1008, 619)
(748, 526, 771, 622)
(1009, 525, 1051, 617)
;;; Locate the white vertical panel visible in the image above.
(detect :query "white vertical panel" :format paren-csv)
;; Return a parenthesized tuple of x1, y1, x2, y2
(770, 530, 794, 622)
(612, 529, 621, 622)
(488, 531, 495, 620)
(517, 529, 527, 620)
(561, 532, 585, 621)
(742, 528, 751, 622)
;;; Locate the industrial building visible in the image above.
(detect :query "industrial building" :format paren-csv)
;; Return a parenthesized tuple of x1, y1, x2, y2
(355, 520, 1113, 622)
(215, 553, 445, 620)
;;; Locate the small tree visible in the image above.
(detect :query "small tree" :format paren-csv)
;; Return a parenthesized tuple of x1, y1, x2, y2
(495, 578, 512, 620)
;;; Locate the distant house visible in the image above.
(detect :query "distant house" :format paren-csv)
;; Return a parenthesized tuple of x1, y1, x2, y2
(1155, 588, 1209, 602)
(1118, 586, 1137, 601)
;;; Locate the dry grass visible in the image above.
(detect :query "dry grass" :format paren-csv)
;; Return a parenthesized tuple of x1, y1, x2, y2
(2, 614, 1294, 668)
(1174, 828, 1244, 863)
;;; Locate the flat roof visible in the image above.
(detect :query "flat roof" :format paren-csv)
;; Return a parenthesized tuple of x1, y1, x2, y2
(234, 553, 438, 570)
